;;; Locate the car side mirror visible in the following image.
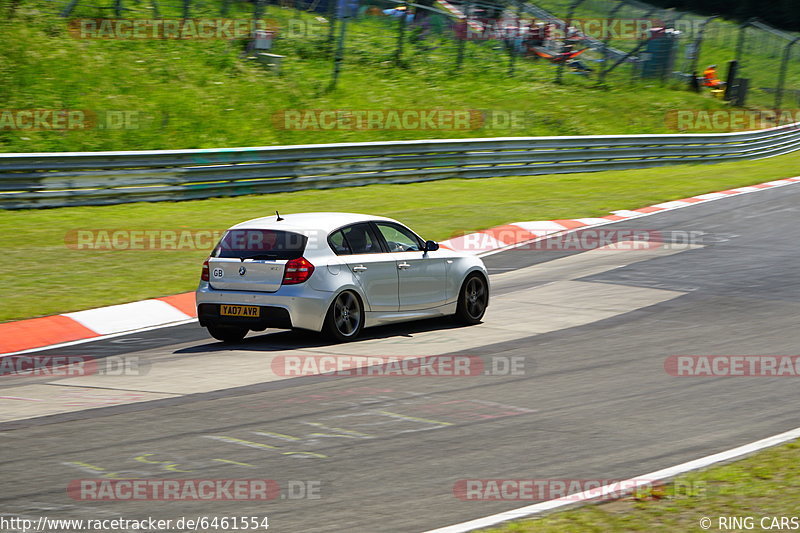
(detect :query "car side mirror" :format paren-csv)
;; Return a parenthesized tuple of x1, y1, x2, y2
(424, 240, 439, 252)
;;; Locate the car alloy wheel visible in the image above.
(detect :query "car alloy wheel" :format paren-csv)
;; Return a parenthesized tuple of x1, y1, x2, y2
(323, 290, 365, 342)
(456, 274, 487, 324)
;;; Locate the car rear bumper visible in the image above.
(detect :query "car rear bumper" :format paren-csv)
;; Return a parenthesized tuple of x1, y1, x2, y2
(196, 282, 332, 332)
(197, 303, 293, 330)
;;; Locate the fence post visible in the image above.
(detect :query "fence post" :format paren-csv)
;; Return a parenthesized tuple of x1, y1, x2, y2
(597, 0, 627, 86)
(455, 1, 470, 71)
(723, 59, 737, 101)
(631, 6, 657, 82)
(330, 0, 350, 89)
(687, 15, 717, 84)
(734, 18, 757, 66)
(254, 0, 265, 21)
(60, 0, 80, 16)
(555, 0, 584, 84)
(394, 0, 409, 64)
(775, 37, 800, 110)
(602, 37, 646, 77)
(182, 0, 190, 19)
(508, 0, 521, 76)
(327, 0, 337, 51)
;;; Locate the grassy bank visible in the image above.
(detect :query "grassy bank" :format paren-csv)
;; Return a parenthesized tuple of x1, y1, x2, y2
(0, 151, 797, 322)
(485, 438, 800, 532)
(0, 0, 735, 153)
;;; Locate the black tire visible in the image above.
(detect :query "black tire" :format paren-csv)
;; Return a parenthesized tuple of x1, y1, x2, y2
(207, 325, 248, 343)
(455, 274, 488, 324)
(322, 290, 365, 342)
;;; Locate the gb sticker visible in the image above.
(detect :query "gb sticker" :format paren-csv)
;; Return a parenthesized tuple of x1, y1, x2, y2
(212, 268, 224, 278)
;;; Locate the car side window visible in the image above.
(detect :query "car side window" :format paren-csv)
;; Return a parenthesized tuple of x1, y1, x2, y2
(328, 230, 351, 255)
(375, 223, 422, 252)
(341, 223, 381, 254)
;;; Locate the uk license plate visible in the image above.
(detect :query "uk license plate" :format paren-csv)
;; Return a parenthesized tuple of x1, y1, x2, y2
(220, 305, 260, 317)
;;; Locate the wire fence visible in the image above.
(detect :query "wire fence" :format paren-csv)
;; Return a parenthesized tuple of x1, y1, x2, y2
(34, 0, 629, 91)
(29, 0, 800, 108)
(526, 0, 800, 108)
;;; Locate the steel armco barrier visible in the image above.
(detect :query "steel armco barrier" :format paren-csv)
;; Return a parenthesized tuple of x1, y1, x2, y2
(1, 123, 799, 209)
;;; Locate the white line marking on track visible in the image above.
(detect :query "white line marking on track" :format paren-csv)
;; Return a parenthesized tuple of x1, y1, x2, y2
(424, 426, 800, 533)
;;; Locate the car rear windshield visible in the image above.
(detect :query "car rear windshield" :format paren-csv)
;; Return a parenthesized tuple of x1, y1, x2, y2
(211, 229, 307, 260)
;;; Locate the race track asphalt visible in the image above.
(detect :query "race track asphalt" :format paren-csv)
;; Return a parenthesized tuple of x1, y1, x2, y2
(2, 184, 799, 532)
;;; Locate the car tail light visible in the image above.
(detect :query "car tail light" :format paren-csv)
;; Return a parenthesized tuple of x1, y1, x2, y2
(201, 258, 210, 281)
(283, 257, 315, 285)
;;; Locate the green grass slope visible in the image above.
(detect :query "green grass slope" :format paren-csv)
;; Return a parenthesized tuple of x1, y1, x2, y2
(0, 0, 735, 153)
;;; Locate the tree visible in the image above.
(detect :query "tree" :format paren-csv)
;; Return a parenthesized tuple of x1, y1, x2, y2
(645, 0, 799, 31)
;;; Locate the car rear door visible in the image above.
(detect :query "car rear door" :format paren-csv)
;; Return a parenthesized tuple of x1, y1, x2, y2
(373, 222, 447, 311)
(331, 223, 399, 312)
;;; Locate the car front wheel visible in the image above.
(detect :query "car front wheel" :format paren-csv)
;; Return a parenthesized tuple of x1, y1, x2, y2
(455, 274, 488, 324)
(322, 290, 364, 342)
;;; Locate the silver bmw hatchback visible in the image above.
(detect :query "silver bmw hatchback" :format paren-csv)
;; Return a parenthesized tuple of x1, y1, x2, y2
(196, 212, 489, 342)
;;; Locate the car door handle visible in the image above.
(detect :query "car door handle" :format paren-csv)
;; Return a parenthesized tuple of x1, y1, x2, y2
(353, 265, 368, 272)
(397, 262, 411, 270)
